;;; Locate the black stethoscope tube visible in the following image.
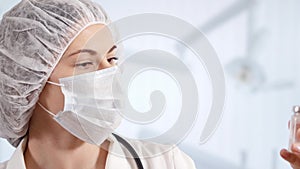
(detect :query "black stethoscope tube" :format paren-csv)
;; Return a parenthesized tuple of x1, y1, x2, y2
(112, 133, 144, 169)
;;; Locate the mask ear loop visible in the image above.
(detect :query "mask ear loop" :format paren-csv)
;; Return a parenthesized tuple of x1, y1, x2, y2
(39, 81, 64, 117)
(37, 102, 56, 117)
(47, 81, 64, 87)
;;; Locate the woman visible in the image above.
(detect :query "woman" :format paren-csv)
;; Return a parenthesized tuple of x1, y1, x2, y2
(0, 0, 196, 168)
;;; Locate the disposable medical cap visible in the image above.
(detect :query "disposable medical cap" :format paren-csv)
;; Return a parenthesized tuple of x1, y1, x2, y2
(0, 0, 110, 147)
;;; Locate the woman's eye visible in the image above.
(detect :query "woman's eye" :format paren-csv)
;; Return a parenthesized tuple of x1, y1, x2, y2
(107, 57, 119, 64)
(75, 61, 96, 69)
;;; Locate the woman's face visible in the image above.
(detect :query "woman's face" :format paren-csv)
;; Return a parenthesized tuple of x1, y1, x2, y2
(38, 24, 118, 114)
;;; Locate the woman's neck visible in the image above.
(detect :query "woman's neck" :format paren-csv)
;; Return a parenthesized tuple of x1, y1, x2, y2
(24, 105, 109, 169)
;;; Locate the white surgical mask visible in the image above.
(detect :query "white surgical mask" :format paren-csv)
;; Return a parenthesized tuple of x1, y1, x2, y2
(38, 66, 123, 146)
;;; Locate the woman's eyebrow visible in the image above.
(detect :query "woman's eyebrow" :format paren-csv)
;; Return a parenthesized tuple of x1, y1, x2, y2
(67, 49, 97, 57)
(67, 45, 117, 58)
(107, 45, 117, 54)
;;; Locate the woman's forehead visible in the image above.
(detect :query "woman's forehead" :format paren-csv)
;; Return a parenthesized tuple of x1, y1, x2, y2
(63, 24, 115, 58)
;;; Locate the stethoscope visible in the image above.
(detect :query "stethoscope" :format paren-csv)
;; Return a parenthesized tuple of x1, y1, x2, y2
(112, 133, 144, 169)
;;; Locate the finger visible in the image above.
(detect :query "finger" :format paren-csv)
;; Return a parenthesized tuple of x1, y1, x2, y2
(289, 121, 291, 129)
(280, 149, 291, 160)
(280, 149, 300, 167)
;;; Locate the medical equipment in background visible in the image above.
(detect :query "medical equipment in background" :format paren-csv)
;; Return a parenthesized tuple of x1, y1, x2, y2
(173, 0, 257, 154)
(288, 106, 300, 151)
(226, 3, 267, 91)
(122, 0, 256, 163)
(110, 1, 254, 152)
(225, 1, 294, 92)
(176, 0, 293, 93)
(176, 0, 254, 53)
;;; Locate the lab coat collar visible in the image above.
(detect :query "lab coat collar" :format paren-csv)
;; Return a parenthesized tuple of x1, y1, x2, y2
(6, 137, 27, 169)
(6, 134, 133, 169)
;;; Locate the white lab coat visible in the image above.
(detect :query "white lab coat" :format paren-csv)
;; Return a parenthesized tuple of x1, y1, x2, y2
(0, 134, 196, 169)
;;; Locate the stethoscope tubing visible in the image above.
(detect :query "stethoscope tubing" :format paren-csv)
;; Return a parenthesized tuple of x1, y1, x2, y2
(112, 133, 144, 169)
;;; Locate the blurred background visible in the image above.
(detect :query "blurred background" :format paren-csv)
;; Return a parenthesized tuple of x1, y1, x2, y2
(1, 0, 300, 169)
